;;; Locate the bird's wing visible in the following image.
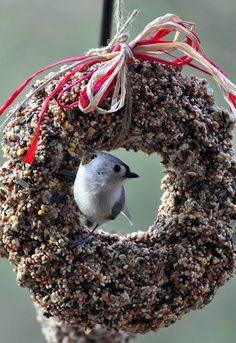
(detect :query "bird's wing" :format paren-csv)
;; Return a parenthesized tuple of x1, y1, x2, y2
(111, 189, 125, 220)
(121, 204, 133, 226)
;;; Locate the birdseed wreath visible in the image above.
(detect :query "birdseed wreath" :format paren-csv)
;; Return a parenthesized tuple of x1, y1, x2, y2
(0, 14, 236, 334)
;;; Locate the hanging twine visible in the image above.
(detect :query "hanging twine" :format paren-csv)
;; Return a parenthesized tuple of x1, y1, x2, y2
(1, 13, 236, 164)
(115, 0, 124, 32)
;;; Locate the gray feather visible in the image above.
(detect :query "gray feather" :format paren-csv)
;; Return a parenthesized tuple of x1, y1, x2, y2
(121, 204, 133, 226)
(111, 187, 125, 220)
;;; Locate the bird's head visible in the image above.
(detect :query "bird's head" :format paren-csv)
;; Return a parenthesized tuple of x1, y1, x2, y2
(80, 151, 139, 186)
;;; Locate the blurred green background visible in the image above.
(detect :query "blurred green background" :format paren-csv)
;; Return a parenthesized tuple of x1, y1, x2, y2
(0, 0, 236, 342)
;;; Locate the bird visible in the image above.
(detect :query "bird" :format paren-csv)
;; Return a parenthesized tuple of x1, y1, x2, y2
(73, 150, 139, 245)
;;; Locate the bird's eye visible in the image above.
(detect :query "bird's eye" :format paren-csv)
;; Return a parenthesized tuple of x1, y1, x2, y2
(113, 164, 121, 173)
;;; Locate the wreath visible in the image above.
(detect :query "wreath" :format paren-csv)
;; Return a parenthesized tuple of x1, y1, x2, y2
(0, 12, 235, 339)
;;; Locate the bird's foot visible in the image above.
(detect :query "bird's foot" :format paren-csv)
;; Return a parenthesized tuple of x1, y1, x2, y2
(71, 224, 99, 248)
(71, 234, 93, 247)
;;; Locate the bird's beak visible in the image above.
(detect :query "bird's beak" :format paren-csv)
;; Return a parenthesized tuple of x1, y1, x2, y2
(126, 170, 139, 178)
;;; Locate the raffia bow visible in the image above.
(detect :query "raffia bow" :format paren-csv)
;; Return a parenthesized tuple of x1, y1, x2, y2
(1, 13, 236, 163)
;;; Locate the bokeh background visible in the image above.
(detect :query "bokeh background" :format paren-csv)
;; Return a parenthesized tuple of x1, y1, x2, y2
(0, 0, 236, 342)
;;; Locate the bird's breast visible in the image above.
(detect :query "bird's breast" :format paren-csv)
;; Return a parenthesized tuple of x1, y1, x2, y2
(74, 173, 123, 225)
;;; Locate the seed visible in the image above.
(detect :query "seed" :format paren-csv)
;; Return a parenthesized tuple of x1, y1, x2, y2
(23, 170, 30, 177)
(105, 115, 112, 125)
(68, 142, 76, 149)
(88, 127, 95, 136)
(38, 209, 45, 216)
(187, 171, 197, 177)
(178, 212, 186, 224)
(17, 148, 26, 156)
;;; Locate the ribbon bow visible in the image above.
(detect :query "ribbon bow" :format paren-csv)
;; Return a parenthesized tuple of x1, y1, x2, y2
(1, 13, 236, 164)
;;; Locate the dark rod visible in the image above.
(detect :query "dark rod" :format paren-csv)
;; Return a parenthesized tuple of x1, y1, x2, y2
(100, 0, 114, 47)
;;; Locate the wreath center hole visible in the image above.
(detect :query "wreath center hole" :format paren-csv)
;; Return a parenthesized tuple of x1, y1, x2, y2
(105, 149, 164, 233)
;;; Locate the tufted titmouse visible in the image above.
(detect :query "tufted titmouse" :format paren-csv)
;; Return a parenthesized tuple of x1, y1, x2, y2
(73, 151, 139, 245)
